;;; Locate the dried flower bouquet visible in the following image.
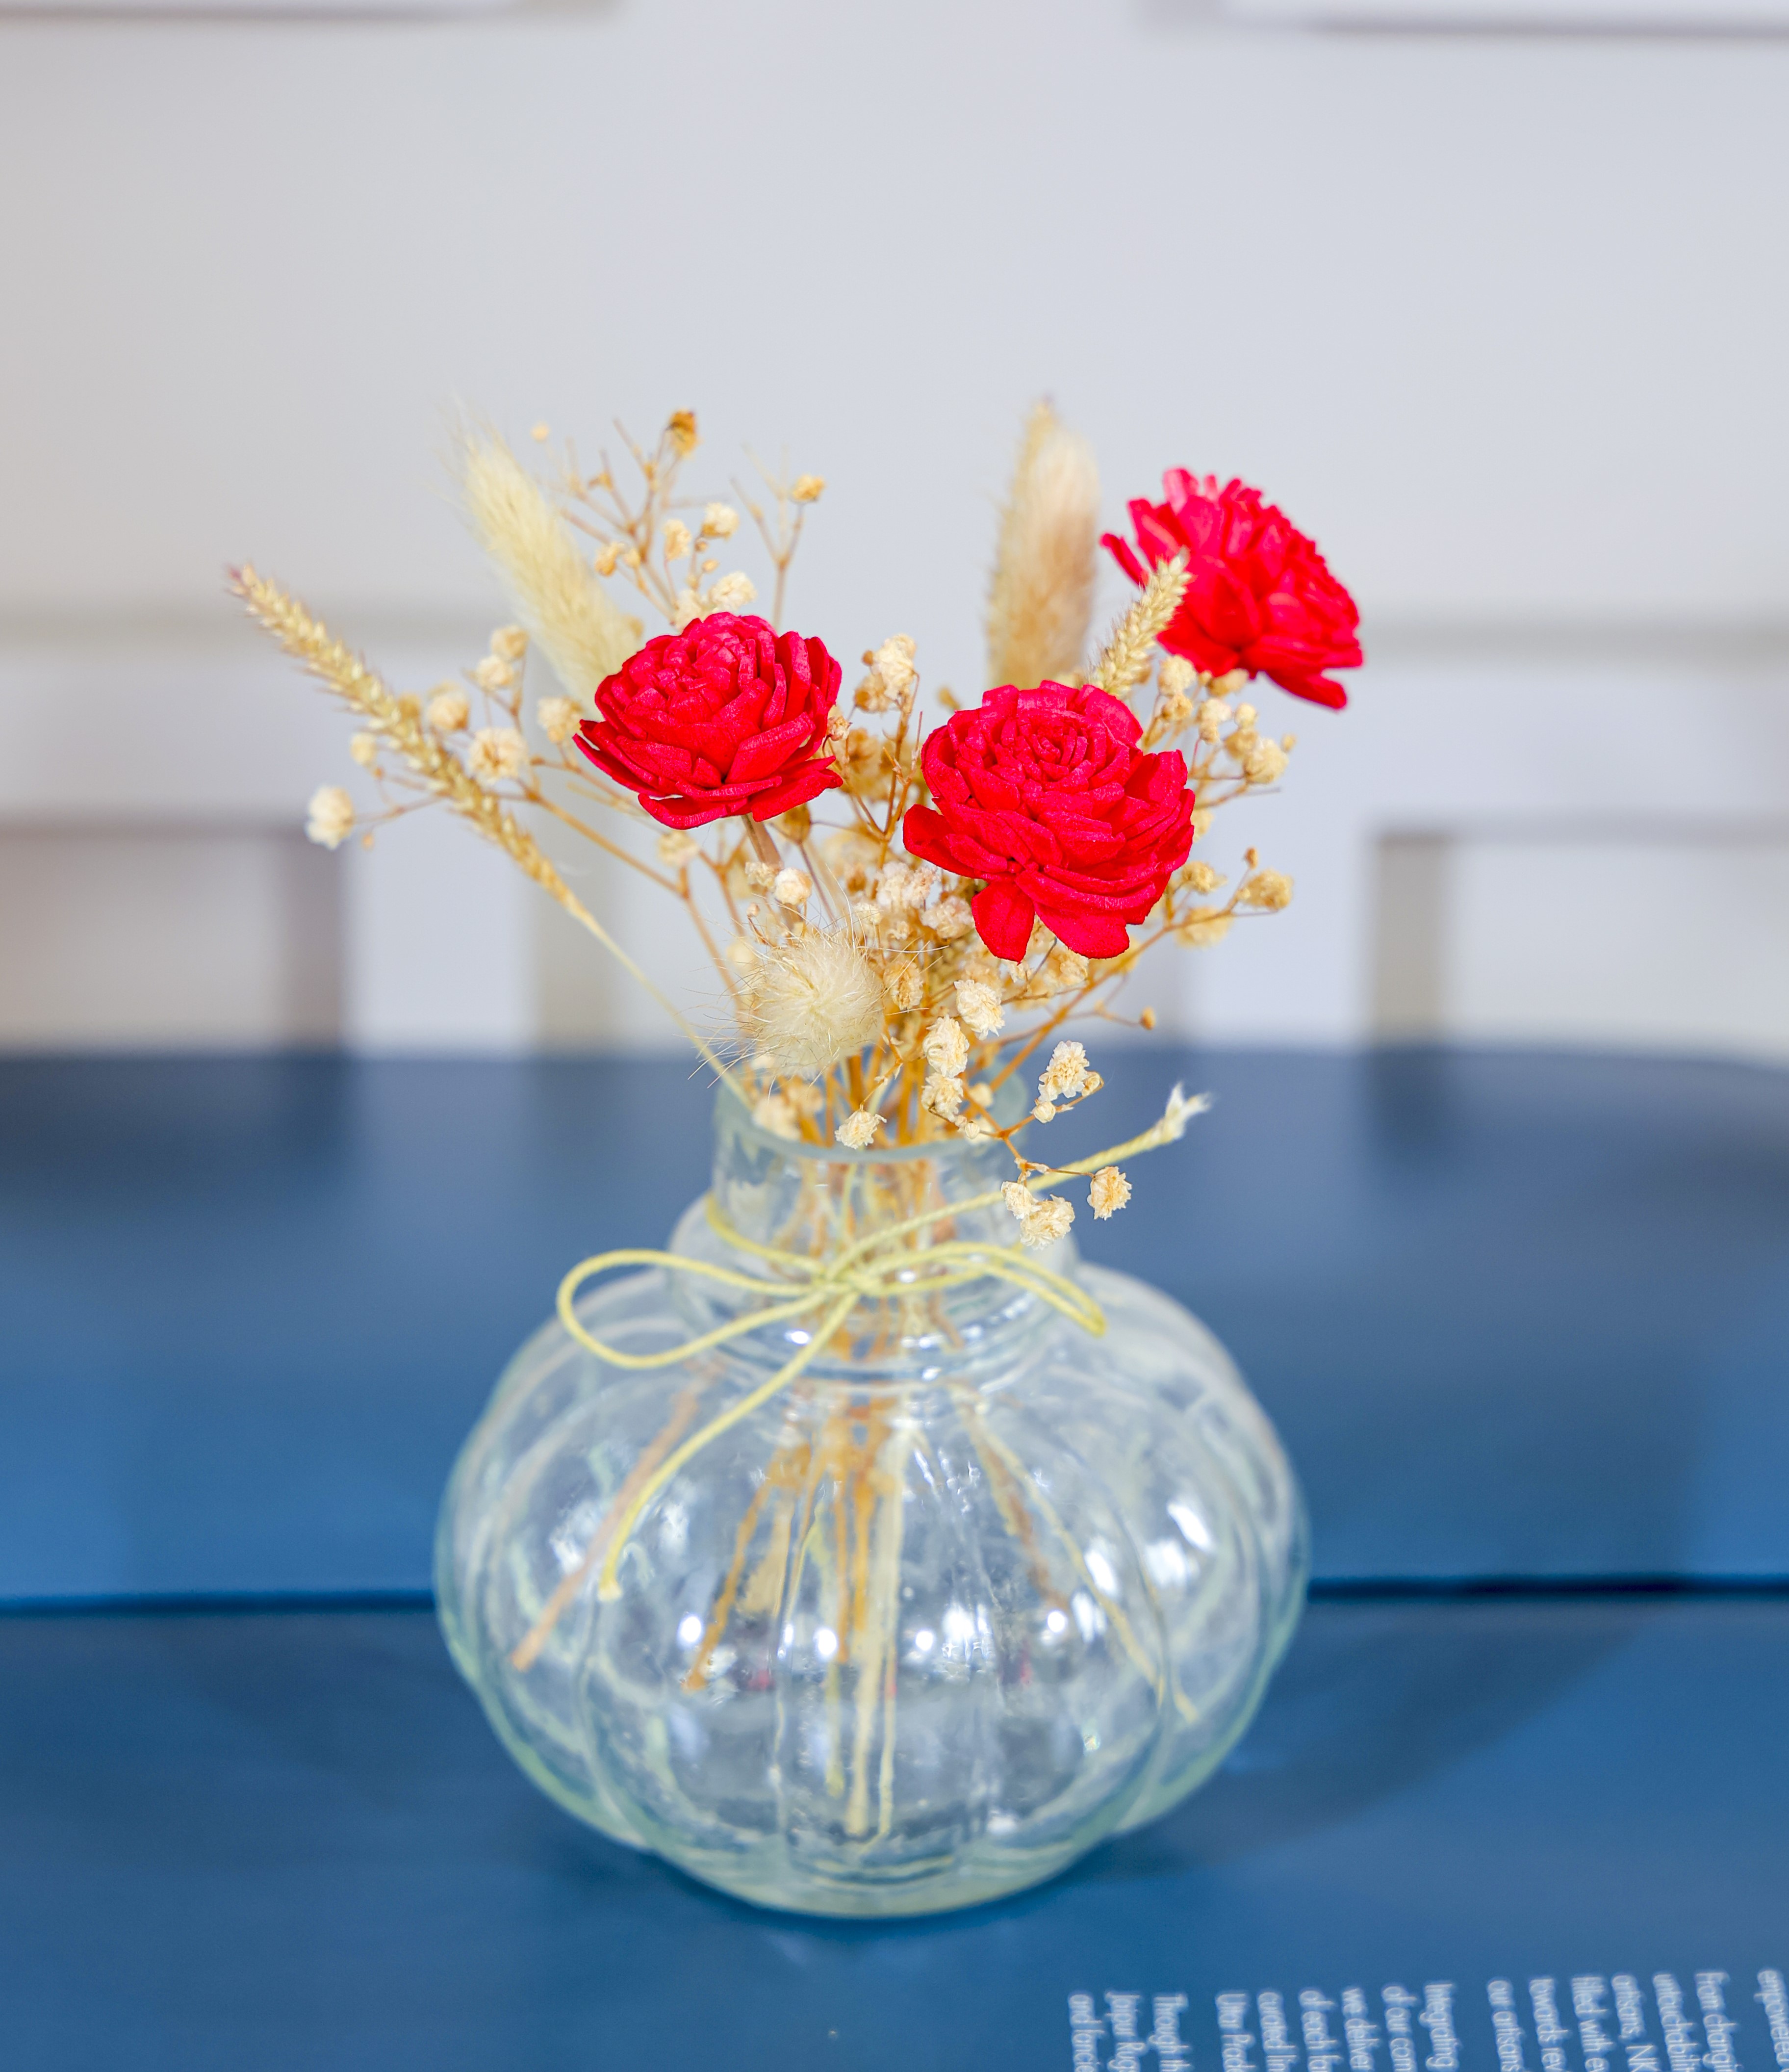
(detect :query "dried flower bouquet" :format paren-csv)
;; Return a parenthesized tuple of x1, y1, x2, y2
(235, 403, 1360, 1909)
(234, 402, 1360, 1240)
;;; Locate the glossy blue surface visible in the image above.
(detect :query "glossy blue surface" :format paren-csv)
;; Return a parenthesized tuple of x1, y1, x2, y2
(5, 1596, 1786, 2071)
(3, 1048, 1786, 1596)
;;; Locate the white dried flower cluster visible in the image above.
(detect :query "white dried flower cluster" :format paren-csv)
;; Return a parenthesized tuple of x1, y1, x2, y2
(536, 696, 580, 745)
(663, 518, 693, 560)
(836, 1108, 884, 1150)
(1177, 909, 1232, 948)
(922, 1016, 970, 1079)
(921, 1075, 967, 1121)
(1196, 698, 1231, 745)
(1237, 869, 1294, 911)
(790, 474, 825, 503)
(926, 896, 973, 942)
(752, 1091, 800, 1140)
(305, 785, 355, 850)
(428, 686, 471, 734)
(884, 958, 923, 1012)
(1088, 1166, 1132, 1219)
(468, 727, 528, 782)
(1178, 861, 1226, 894)
(1001, 1182, 1075, 1250)
(703, 503, 739, 539)
(349, 731, 379, 769)
(1034, 1040, 1101, 1122)
(657, 828, 698, 866)
(855, 634, 918, 715)
(472, 655, 515, 694)
(954, 979, 1005, 1038)
(491, 625, 529, 663)
(737, 928, 884, 1077)
(1160, 655, 1197, 699)
(708, 572, 757, 612)
(772, 868, 812, 909)
(742, 857, 778, 893)
(1042, 1041, 1096, 1100)
(875, 859, 936, 915)
(1019, 944, 1088, 1002)
(1243, 737, 1289, 785)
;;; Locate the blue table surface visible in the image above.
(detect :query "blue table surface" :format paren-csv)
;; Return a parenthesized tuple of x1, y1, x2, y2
(5, 1048, 1789, 2064)
(6, 1594, 1786, 2072)
(3, 1047, 1787, 1597)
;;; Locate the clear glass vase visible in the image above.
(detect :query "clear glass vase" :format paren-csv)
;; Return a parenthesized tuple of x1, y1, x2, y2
(435, 1089, 1306, 1916)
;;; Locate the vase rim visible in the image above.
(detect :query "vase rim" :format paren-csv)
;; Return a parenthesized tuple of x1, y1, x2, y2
(715, 1084, 1006, 1170)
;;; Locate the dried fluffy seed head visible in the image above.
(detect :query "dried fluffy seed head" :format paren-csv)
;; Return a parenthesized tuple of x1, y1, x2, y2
(708, 572, 757, 612)
(536, 696, 579, 745)
(492, 625, 530, 663)
(736, 929, 884, 1077)
(349, 731, 378, 769)
(468, 727, 528, 781)
(955, 979, 1005, 1039)
(836, 1108, 884, 1150)
(305, 785, 355, 850)
(926, 895, 973, 943)
(703, 502, 739, 539)
(987, 401, 1100, 691)
(459, 430, 642, 699)
(752, 1091, 799, 1140)
(790, 474, 825, 503)
(921, 1073, 967, 1121)
(885, 958, 923, 1012)
(1040, 1039, 1093, 1101)
(922, 1015, 970, 1079)
(427, 685, 471, 734)
(1177, 908, 1232, 948)
(1238, 869, 1295, 911)
(657, 828, 699, 866)
(1089, 1166, 1132, 1219)
(772, 868, 812, 909)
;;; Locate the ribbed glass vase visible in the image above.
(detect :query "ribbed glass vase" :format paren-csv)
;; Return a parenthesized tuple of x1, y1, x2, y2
(435, 1089, 1305, 1916)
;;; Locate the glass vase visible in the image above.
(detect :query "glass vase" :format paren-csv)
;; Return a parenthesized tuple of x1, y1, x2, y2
(435, 1089, 1306, 1917)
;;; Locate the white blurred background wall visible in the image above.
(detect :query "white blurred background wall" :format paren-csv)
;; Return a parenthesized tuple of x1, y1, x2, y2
(0, 0, 1785, 1059)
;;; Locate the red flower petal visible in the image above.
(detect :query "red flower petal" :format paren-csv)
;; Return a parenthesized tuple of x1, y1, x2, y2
(971, 879, 1036, 960)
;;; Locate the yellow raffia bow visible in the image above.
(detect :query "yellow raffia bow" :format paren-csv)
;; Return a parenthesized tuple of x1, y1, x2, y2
(500, 1088, 1209, 1666)
(556, 1186, 1104, 1602)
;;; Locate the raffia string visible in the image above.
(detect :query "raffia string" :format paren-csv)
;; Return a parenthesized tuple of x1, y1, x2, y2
(526, 1088, 1210, 1637)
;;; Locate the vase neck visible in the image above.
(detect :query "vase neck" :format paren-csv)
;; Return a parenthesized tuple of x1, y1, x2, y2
(659, 1091, 1075, 1383)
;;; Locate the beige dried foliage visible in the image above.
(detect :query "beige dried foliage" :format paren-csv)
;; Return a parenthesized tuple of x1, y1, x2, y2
(458, 430, 642, 701)
(1090, 551, 1191, 700)
(986, 402, 1101, 690)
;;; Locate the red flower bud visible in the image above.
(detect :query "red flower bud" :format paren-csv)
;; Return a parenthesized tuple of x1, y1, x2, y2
(902, 682, 1194, 961)
(575, 612, 844, 829)
(1104, 472, 1362, 710)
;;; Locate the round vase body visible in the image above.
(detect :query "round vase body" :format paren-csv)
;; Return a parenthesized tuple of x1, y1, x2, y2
(436, 1094, 1306, 1916)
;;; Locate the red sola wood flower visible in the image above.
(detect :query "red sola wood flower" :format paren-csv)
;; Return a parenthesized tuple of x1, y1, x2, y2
(901, 681, 1194, 961)
(575, 612, 844, 829)
(1104, 472, 1362, 710)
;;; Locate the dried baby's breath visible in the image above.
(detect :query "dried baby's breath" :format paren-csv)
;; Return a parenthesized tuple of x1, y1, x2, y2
(306, 785, 355, 850)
